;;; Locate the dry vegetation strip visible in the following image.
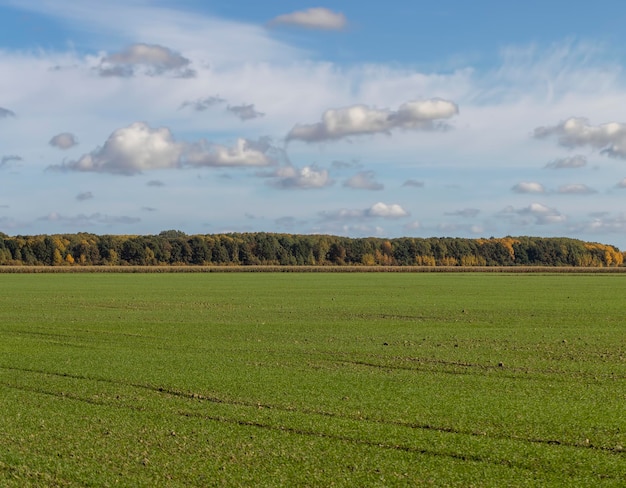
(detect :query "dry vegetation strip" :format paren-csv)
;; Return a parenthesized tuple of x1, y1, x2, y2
(1, 265, 626, 273)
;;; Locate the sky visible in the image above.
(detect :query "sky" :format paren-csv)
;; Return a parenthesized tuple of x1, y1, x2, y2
(1, 1, 626, 249)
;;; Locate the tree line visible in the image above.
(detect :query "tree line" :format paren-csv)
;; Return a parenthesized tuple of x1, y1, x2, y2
(0, 231, 623, 267)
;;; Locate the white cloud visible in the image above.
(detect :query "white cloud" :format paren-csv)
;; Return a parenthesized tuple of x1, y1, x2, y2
(269, 7, 347, 30)
(393, 99, 459, 124)
(368, 202, 409, 218)
(512, 182, 545, 193)
(534, 117, 626, 159)
(186, 138, 275, 167)
(544, 155, 587, 169)
(49, 132, 78, 150)
(52, 122, 183, 175)
(558, 184, 596, 194)
(616, 178, 626, 188)
(286, 99, 458, 142)
(343, 171, 384, 190)
(320, 202, 409, 221)
(98, 43, 194, 78)
(270, 165, 332, 189)
(511, 203, 567, 225)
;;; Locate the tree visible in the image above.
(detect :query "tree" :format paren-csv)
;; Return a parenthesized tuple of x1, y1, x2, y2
(189, 236, 210, 265)
(327, 242, 346, 265)
(121, 238, 147, 265)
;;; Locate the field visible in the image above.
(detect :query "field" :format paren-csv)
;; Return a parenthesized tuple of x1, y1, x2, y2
(0, 272, 624, 487)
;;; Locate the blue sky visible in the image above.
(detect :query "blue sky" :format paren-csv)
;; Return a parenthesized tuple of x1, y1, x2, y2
(1, 1, 626, 248)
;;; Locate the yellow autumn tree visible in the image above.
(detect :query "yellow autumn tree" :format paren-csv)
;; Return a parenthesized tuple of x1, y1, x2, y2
(415, 255, 436, 266)
(461, 255, 486, 266)
(52, 248, 64, 266)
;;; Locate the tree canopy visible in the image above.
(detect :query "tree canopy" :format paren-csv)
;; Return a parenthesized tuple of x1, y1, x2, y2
(0, 232, 622, 267)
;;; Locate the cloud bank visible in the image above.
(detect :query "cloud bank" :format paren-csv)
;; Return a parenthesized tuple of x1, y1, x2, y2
(287, 99, 458, 142)
(186, 138, 276, 167)
(535, 118, 626, 159)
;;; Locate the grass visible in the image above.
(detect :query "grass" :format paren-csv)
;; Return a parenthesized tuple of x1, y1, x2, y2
(0, 273, 624, 486)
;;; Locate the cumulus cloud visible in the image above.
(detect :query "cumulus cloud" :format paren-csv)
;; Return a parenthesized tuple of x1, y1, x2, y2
(512, 181, 545, 193)
(269, 7, 347, 30)
(368, 202, 409, 218)
(558, 184, 596, 194)
(445, 208, 480, 218)
(321, 202, 409, 221)
(39, 212, 140, 226)
(270, 165, 332, 189)
(544, 155, 587, 169)
(76, 191, 93, 201)
(0, 107, 16, 118)
(503, 203, 566, 225)
(343, 171, 384, 190)
(402, 179, 425, 188)
(50, 122, 183, 175)
(179, 96, 225, 112)
(49, 132, 78, 149)
(186, 137, 275, 167)
(286, 99, 458, 142)
(534, 117, 626, 159)
(98, 43, 195, 78)
(227, 104, 265, 121)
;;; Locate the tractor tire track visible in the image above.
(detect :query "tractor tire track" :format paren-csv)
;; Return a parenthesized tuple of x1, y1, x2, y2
(1, 365, 624, 457)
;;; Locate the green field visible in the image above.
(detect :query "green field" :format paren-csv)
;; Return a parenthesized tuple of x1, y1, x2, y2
(0, 273, 624, 487)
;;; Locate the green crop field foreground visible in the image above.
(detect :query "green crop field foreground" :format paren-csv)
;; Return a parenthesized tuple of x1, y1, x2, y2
(0, 273, 624, 487)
